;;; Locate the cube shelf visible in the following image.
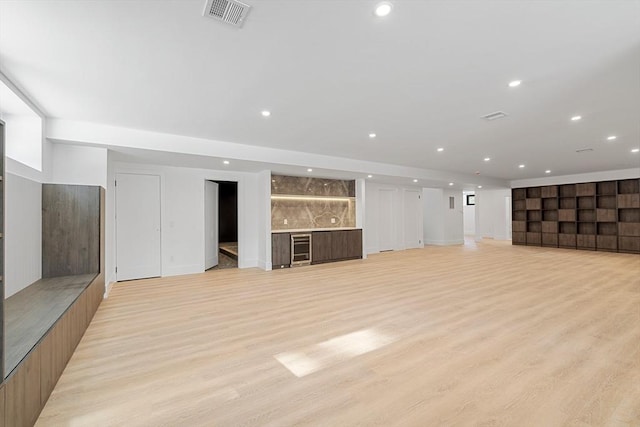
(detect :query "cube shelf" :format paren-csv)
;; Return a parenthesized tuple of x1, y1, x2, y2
(512, 178, 640, 254)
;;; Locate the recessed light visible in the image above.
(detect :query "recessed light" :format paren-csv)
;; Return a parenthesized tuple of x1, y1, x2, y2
(632, 148, 639, 153)
(437, 147, 444, 152)
(484, 157, 491, 162)
(448, 182, 454, 186)
(307, 168, 313, 172)
(508, 80, 521, 88)
(413, 179, 418, 183)
(607, 136, 617, 141)
(367, 174, 373, 178)
(374, 2, 392, 17)
(261, 110, 271, 117)
(519, 164, 525, 168)
(570, 115, 581, 121)
(545, 170, 551, 174)
(477, 185, 483, 189)
(223, 160, 230, 165)
(369, 133, 377, 139)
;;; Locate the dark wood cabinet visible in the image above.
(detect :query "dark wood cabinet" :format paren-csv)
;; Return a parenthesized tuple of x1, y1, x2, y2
(274, 229, 363, 268)
(311, 229, 362, 264)
(513, 178, 639, 254)
(311, 231, 332, 264)
(272, 233, 291, 268)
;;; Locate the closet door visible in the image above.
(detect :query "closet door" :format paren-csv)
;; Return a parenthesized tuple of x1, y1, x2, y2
(116, 173, 161, 281)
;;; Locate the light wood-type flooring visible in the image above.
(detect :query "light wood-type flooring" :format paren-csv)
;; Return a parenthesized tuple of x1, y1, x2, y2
(36, 240, 640, 426)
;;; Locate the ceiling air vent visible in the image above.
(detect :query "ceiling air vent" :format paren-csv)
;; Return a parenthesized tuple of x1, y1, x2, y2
(576, 148, 594, 153)
(481, 111, 508, 121)
(203, 0, 251, 28)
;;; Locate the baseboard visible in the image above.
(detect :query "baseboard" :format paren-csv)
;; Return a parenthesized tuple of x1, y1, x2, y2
(240, 258, 260, 269)
(162, 264, 203, 277)
(104, 280, 115, 298)
(366, 246, 379, 255)
(257, 259, 271, 271)
(425, 239, 464, 246)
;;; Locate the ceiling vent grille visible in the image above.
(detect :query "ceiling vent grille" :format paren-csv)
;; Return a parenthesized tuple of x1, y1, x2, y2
(203, 0, 251, 27)
(481, 111, 508, 121)
(576, 148, 594, 153)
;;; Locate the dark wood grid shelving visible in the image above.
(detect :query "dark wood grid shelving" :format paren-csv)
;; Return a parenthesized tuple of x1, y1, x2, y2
(512, 178, 640, 254)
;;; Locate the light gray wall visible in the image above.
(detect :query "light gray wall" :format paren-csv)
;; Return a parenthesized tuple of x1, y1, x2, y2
(5, 173, 41, 298)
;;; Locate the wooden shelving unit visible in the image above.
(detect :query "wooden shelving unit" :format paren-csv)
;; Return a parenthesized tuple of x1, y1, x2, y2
(596, 181, 617, 252)
(511, 188, 526, 245)
(541, 185, 558, 247)
(558, 184, 577, 249)
(617, 179, 640, 253)
(576, 182, 596, 250)
(512, 178, 640, 254)
(525, 187, 542, 246)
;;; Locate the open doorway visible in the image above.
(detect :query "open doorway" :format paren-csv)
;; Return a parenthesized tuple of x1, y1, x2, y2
(205, 180, 238, 270)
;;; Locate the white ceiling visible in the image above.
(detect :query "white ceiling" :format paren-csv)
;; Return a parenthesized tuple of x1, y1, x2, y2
(1, 0, 639, 181)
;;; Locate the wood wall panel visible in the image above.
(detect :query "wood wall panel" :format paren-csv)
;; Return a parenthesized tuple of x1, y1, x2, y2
(42, 185, 100, 278)
(24, 348, 40, 426)
(39, 330, 55, 406)
(5, 364, 25, 427)
(0, 384, 4, 427)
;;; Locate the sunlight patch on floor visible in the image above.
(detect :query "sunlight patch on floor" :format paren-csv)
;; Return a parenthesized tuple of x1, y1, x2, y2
(275, 328, 395, 377)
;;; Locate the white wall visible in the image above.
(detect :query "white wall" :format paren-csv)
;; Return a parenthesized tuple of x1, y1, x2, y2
(423, 188, 464, 245)
(463, 191, 476, 235)
(50, 143, 108, 188)
(476, 188, 512, 240)
(5, 173, 42, 298)
(2, 113, 42, 172)
(364, 182, 424, 254)
(256, 170, 271, 270)
(111, 162, 261, 282)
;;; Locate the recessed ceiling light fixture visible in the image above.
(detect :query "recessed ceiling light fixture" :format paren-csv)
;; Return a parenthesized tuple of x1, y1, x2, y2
(477, 185, 483, 189)
(437, 147, 444, 152)
(413, 179, 418, 183)
(508, 80, 522, 88)
(570, 115, 582, 121)
(307, 168, 313, 172)
(223, 160, 230, 165)
(367, 174, 373, 178)
(261, 110, 271, 117)
(519, 164, 525, 168)
(369, 133, 376, 139)
(632, 148, 640, 153)
(448, 182, 454, 186)
(545, 170, 551, 174)
(484, 157, 491, 162)
(607, 136, 617, 141)
(374, 2, 392, 17)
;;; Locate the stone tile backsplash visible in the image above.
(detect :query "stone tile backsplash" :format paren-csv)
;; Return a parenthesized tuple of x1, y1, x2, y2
(271, 175, 356, 230)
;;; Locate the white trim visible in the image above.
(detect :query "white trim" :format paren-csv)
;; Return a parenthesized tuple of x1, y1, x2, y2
(425, 239, 464, 246)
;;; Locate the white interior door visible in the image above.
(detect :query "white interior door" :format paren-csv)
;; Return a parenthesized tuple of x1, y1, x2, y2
(403, 190, 421, 249)
(116, 173, 161, 281)
(204, 181, 219, 270)
(379, 189, 395, 251)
